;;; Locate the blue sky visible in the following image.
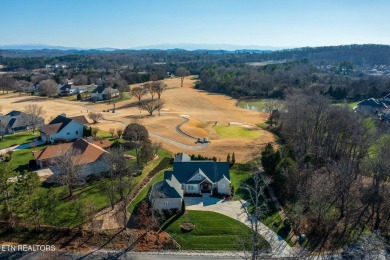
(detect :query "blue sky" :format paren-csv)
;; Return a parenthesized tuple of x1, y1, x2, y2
(1, 0, 390, 48)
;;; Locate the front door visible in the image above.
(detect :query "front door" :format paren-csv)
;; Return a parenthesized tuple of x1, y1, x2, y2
(201, 182, 211, 192)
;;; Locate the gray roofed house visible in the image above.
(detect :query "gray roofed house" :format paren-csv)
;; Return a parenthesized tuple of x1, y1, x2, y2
(0, 110, 44, 134)
(151, 153, 231, 210)
(354, 98, 388, 114)
(91, 86, 120, 101)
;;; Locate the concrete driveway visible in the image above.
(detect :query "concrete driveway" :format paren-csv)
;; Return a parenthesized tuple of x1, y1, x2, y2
(184, 196, 297, 258)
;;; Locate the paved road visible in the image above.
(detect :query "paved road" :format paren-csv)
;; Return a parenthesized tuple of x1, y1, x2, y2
(0, 251, 243, 260)
(103, 117, 209, 151)
(184, 197, 297, 258)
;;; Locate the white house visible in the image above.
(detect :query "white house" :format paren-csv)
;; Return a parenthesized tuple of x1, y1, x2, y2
(91, 86, 120, 101)
(151, 153, 231, 210)
(40, 114, 89, 143)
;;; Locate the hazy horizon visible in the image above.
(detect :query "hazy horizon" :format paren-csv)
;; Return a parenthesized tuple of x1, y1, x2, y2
(2, 0, 390, 49)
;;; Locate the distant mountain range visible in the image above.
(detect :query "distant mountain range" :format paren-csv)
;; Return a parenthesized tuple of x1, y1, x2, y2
(0, 43, 290, 52)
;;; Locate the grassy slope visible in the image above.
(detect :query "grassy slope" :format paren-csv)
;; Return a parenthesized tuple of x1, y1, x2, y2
(46, 149, 170, 227)
(213, 125, 261, 138)
(162, 210, 269, 250)
(127, 168, 167, 214)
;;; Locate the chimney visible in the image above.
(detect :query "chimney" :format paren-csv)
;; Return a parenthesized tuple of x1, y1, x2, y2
(87, 136, 94, 143)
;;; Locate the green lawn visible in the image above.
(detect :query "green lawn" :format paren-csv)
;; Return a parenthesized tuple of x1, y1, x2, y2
(162, 210, 270, 250)
(9, 145, 48, 173)
(229, 163, 254, 198)
(213, 125, 261, 138)
(38, 179, 119, 227)
(0, 131, 38, 149)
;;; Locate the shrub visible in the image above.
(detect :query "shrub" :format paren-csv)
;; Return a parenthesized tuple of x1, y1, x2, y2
(180, 222, 195, 233)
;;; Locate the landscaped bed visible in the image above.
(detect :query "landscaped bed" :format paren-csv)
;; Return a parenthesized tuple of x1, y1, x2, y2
(162, 210, 270, 250)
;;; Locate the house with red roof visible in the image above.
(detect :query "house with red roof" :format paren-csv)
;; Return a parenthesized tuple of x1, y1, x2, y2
(33, 138, 111, 174)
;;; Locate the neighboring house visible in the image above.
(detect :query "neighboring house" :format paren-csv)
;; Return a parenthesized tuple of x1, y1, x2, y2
(91, 86, 120, 100)
(60, 84, 88, 96)
(33, 138, 111, 175)
(0, 110, 44, 134)
(40, 114, 89, 143)
(151, 153, 231, 210)
(354, 98, 388, 114)
(384, 93, 390, 102)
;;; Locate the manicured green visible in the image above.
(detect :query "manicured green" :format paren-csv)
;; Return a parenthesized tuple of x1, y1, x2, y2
(0, 131, 38, 149)
(162, 210, 270, 250)
(213, 125, 261, 138)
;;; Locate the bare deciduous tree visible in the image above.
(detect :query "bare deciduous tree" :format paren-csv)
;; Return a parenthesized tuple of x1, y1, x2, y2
(52, 146, 84, 197)
(39, 79, 58, 97)
(175, 67, 189, 87)
(23, 104, 45, 134)
(73, 74, 88, 85)
(240, 171, 271, 260)
(131, 86, 147, 104)
(116, 128, 123, 139)
(155, 99, 165, 116)
(153, 81, 167, 99)
(109, 128, 115, 138)
(144, 82, 157, 100)
(139, 100, 159, 116)
(88, 112, 103, 124)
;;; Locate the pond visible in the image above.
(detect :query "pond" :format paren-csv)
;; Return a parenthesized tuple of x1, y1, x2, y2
(236, 100, 266, 112)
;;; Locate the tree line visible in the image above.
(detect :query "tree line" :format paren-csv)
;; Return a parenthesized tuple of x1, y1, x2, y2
(260, 90, 390, 249)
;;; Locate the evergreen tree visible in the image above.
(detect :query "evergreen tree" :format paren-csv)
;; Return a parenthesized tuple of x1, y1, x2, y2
(227, 153, 231, 162)
(261, 143, 281, 174)
(231, 152, 236, 165)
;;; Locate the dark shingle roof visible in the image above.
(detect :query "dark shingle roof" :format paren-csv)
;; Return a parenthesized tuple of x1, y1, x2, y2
(165, 161, 230, 184)
(384, 93, 390, 99)
(152, 181, 183, 199)
(5, 110, 22, 117)
(42, 115, 88, 134)
(91, 86, 106, 94)
(357, 98, 388, 108)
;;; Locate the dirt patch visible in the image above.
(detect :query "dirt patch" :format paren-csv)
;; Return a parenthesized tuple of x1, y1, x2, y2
(135, 230, 180, 251)
(0, 226, 138, 253)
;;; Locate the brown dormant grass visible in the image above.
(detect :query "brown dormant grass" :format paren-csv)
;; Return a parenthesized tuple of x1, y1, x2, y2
(0, 77, 274, 161)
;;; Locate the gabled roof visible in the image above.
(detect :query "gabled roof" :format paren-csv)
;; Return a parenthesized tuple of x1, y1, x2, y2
(41, 115, 88, 134)
(5, 110, 22, 117)
(152, 174, 183, 199)
(33, 139, 109, 165)
(165, 160, 230, 184)
(384, 93, 390, 99)
(60, 84, 75, 91)
(93, 139, 111, 149)
(69, 115, 89, 125)
(357, 98, 388, 108)
(174, 152, 191, 162)
(91, 86, 106, 94)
